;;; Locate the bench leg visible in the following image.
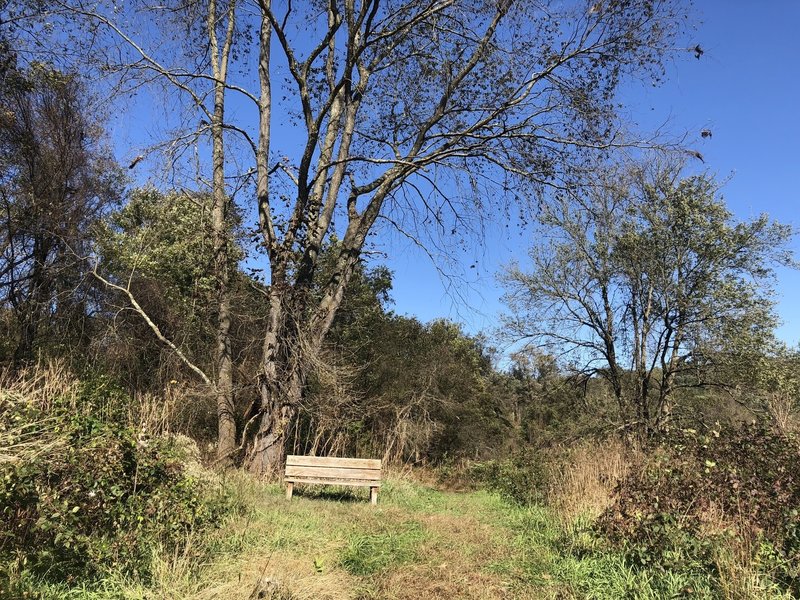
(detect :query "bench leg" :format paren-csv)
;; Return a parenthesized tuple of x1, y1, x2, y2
(370, 486, 378, 505)
(285, 482, 294, 500)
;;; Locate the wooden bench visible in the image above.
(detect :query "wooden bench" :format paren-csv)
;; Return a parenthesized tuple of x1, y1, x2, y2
(284, 455, 382, 505)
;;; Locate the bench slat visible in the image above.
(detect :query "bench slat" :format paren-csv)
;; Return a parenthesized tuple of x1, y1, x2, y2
(284, 465, 381, 481)
(284, 477, 382, 487)
(286, 455, 381, 470)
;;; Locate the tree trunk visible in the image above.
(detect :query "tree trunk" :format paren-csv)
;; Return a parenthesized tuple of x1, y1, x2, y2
(207, 0, 237, 465)
(249, 295, 305, 474)
(250, 371, 301, 475)
(246, 275, 306, 474)
(13, 309, 38, 367)
(656, 327, 682, 434)
(247, 243, 361, 475)
(656, 370, 676, 433)
(12, 240, 50, 368)
(214, 288, 236, 465)
(211, 100, 236, 463)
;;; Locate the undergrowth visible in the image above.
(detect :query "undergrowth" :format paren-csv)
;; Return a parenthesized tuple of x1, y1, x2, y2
(599, 424, 800, 597)
(0, 368, 242, 598)
(339, 521, 424, 575)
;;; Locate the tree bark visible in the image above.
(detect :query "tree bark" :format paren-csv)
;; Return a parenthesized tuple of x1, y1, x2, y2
(248, 242, 364, 475)
(212, 98, 236, 463)
(208, 0, 237, 465)
(249, 288, 306, 474)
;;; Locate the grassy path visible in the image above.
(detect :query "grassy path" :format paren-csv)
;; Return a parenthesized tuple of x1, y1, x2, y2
(194, 478, 523, 599)
(118, 475, 696, 600)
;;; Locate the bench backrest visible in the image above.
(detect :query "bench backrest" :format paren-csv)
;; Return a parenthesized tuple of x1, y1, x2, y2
(284, 455, 382, 486)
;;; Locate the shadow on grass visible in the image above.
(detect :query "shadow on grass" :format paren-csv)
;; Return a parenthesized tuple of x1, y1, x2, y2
(292, 485, 372, 503)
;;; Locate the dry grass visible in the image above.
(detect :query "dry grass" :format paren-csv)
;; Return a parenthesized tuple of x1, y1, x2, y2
(192, 554, 357, 600)
(0, 359, 80, 411)
(695, 503, 795, 600)
(546, 439, 633, 521)
(378, 563, 512, 600)
(0, 360, 79, 465)
(383, 512, 515, 600)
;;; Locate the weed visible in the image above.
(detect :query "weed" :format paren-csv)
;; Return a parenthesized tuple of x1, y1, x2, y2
(0, 368, 237, 596)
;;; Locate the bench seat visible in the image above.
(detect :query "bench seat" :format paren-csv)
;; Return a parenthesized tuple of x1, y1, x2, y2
(284, 455, 382, 504)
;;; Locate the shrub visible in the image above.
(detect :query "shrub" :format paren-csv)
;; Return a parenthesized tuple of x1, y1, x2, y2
(468, 450, 548, 505)
(0, 372, 233, 593)
(598, 423, 800, 594)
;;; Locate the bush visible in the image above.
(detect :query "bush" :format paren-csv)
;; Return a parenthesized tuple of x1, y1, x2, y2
(598, 423, 800, 594)
(468, 450, 548, 505)
(0, 373, 233, 593)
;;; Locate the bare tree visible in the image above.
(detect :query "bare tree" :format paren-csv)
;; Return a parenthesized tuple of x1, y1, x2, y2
(23, 0, 244, 462)
(0, 61, 121, 366)
(32, 0, 688, 472)
(207, 0, 238, 465)
(244, 0, 688, 472)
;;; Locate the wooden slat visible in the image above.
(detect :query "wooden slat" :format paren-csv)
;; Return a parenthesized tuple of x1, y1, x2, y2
(286, 455, 381, 470)
(284, 477, 381, 487)
(284, 465, 381, 481)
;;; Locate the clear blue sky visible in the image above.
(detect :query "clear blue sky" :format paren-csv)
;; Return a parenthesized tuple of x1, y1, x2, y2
(384, 0, 800, 347)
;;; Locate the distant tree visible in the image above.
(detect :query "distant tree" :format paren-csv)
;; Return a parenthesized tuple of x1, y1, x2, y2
(340, 314, 506, 463)
(502, 162, 795, 435)
(291, 252, 512, 464)
(0, 61, 121, 366)
(507, 349, 559, 430)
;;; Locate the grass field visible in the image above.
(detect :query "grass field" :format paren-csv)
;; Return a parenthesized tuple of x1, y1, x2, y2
(25, 469, 741, 600)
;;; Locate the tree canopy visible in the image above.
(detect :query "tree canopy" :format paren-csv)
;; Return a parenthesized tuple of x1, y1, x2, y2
(0, 61, 121, 364)
(502, 161, 794, 434)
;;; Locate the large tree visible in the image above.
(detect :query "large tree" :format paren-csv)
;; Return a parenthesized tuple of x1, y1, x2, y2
(12, 0, 246, 463)
(31, 0, 689, 471)
(502, 162, 794, 434)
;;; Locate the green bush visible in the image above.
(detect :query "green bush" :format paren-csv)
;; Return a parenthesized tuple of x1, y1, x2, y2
(0, 376, 233, 593)
(598, 423, 800, 594)
(468, 450, 548, 505)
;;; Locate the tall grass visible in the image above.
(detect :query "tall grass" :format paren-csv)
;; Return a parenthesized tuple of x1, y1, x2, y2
(0, 361, 78, 465)
(0, 362, 254, 599)
(545, 438, 632, 521)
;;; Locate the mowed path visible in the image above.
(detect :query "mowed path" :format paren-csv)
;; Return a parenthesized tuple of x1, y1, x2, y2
(181, 476, 564, 600)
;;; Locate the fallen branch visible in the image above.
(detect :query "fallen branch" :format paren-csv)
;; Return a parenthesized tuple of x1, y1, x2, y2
(91, 261, 213, 387)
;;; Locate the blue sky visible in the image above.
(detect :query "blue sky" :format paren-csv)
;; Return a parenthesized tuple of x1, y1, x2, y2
(384, 0, 800, 347)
